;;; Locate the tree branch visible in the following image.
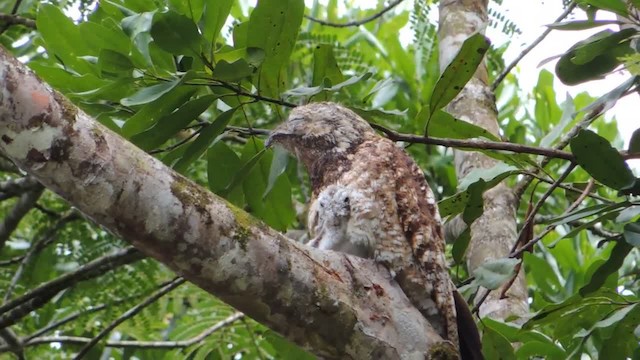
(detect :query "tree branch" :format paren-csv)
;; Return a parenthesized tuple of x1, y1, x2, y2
(3, 211, 80, 302)
(0, 312, 244, 352)
(73, 277, 186, 359)
(370, 123, 575, 160)
(0, 45, 442, 359)
(491, 1, 577, 91)
(0, 186, 44, 250)
(0, 14, 36, 29)
(304, 0, 404, 28)
(0, 247, 144, 329)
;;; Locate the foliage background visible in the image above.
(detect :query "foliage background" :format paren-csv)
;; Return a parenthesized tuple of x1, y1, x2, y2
(0, 0, 639, 359)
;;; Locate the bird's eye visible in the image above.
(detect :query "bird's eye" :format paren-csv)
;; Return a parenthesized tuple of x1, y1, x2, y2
(343, 196, 349, 203)
(320, 202, 325, 208)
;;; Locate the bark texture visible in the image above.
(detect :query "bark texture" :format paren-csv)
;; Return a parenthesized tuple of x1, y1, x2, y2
(437, 0, 528, 319)
(0, 46, 445, 359)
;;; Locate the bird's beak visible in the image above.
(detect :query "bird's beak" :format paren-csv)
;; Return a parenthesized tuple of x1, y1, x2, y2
(265, 123, 292, 148)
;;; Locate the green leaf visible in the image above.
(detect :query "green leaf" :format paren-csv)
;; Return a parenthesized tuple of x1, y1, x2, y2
(579, 240, 632, 296)
(452, 227, 471, 264)
(515, 341, 567, 360)
(629, 128, 640, 153)
(539, 94, 575, 149)
(555, 29, 635, 85)
(542, 202, 628, 227)
(572, 29, 635, 65)
(247, 0, 304, 97)
(238, 140, 295, 231)
(473, 258, 519, 290)
(623, 221, 640, 246)
(207, 142, 244, 206)
(312, 44, 345, 87)
(284, 72, 372, 97)
(264, 330, 315, 360)
(579, 0, 629, 16)
(173, 109, 237, 173)
(428, 33, 490, 120)
(263, 147, 289, 199)
(212, 59, 254, 82)
(458, 162, 520, 191)
(98, 49, 134, 76)
(37, 4, 92, 74)
(121, 71, 196, 106)
(417, 109, 500, 141)
(546, 20, 622, 30)
(438, 191, 470, 218)
(599, 303, 640, 357)
(151, 10, 201, 55)
(201, 0, 233, 43)
(570, 129, 635, 190)
(132, 94, 217, 151)
(481, 326, 515, 360)
(122, 86, 197, 137)
(222, 147, 266, 195)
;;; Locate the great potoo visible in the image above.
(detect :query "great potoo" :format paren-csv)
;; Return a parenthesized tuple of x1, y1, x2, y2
(266, 102, 482, 359)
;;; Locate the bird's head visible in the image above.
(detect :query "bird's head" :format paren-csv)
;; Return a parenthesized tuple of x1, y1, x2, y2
(266, 102, 375, 169)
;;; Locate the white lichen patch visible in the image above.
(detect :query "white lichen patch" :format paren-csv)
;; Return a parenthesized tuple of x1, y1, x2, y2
(1, 124, 63, 161)
(138, 172, 183, 237)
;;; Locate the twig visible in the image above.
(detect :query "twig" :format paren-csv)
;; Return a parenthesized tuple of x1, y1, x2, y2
(23, 278, 180, 342)
(0, 247, 144, 329)
(72, 277, 186, 359)
(0, 176, 41, 196)
(210, 81, 296, 108)
(510, 163, 577, 255)
(370, 123, 575, 160)
(0, 186, 44, 249)
(148, 128, 203, 155)
(3, 212, 79, 303)
(0, 14, 36, 29)
(0, 312, 244, 352)
(514, 100, 606, 199)
(304, 0, 404, 28)
(473, 164, 577, 311)
(491, 1, 577, 91)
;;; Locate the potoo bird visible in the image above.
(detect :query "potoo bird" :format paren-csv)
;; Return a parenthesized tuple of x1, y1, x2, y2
(266, 102, 482, 359)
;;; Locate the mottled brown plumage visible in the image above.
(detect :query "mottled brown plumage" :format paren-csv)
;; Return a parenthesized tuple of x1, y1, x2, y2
(267, 102, 482, 359)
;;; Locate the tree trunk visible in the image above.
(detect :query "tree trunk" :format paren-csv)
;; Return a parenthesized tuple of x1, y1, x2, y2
(437, 0, 528, 319)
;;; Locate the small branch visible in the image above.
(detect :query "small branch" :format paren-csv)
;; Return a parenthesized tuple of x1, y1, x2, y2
(0, 176, 41, 196)
(370, 123, 576, 160)
(0, 14, 35, 29)
(0, 312, 244, 353)
(474, 164, 577, 311)
(23, 279, 180, 342)
(210, 81, 296, 108)
(510, 163, 577, 255)
(0, 186, 44, 250)
(491, 1, 577, 91)
(0, 247, 144, 329)
(304, 0, 404, 28)
(73, 277, 186, 359)
(514, 101, 606, 199)
(3, 212, 80, 302)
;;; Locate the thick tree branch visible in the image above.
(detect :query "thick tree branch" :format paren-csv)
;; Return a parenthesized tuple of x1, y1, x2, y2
(0, 46, 442, 359)
(304, 0, 404, 28)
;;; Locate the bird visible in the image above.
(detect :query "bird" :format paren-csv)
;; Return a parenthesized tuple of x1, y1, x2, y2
(266, 102, 483, 360)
